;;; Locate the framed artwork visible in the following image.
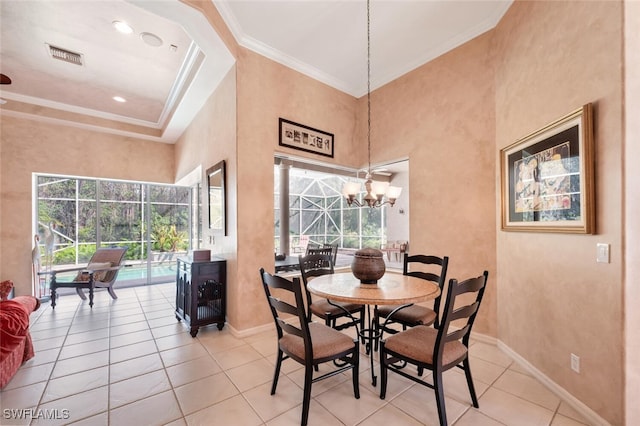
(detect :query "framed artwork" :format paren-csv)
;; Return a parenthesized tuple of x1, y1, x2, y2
(500, 104, 595, 233)
(279, 118, 334, 158)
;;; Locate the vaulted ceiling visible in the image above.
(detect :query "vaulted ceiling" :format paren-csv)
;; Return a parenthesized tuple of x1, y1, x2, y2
(0, 0, 511, 143)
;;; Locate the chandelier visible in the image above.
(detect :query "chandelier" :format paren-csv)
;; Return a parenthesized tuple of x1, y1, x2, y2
(342, 0, 402, 208)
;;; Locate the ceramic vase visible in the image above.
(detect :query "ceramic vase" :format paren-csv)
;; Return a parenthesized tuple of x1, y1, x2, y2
(351, 248, 385, 284)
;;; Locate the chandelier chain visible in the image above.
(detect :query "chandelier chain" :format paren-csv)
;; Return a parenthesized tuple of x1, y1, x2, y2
(341, 0, 401, 208)
(367, 0, 371, 173)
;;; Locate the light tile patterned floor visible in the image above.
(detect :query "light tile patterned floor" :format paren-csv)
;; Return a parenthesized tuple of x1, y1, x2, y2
(1, 283, 592, 425)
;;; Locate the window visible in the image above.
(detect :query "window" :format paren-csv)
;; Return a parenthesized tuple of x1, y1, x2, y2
(274, 162, 387, 256)
(35, 174, 191, 286)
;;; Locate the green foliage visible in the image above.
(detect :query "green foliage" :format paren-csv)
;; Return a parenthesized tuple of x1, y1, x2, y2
(37, 176, 191, 265)
(151, 224, 187, 252)
(50, 242, 149, 265)
(53, 244, 97, 264)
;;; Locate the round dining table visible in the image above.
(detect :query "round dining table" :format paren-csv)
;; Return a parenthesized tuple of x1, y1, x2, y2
(307, 271, 440, 385)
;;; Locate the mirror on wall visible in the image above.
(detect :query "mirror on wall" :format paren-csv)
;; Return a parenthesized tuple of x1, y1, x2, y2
(206, 160, 226, 235)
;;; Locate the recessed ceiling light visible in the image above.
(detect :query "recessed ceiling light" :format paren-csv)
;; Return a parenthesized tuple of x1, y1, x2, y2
(140, 32, 163, 47)
(113, 96, 126, 103)
(113, 20, 133, 34)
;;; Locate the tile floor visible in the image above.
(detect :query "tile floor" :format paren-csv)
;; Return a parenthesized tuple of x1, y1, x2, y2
(1, 283, 592, 426)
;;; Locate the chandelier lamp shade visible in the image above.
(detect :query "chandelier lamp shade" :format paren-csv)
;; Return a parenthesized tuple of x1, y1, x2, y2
(342, 0, 402, 208)
(343, 175, 402, 208)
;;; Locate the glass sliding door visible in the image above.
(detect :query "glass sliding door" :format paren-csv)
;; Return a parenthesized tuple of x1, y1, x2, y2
(99, 180, 145, 284)
(149, 185, 190, 283)
(35, 174, 191, 290)
(77, 179, 99, 264)
(36, 177, 81, 272)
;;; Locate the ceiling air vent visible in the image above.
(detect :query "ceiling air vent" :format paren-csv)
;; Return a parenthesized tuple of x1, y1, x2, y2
(47, 44, 84, 66)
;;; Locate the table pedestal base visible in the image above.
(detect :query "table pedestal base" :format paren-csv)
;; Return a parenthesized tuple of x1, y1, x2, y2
(359, 305, 381, 386)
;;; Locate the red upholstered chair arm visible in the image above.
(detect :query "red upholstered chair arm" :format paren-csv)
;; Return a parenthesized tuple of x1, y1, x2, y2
(1, 297, 39, 341)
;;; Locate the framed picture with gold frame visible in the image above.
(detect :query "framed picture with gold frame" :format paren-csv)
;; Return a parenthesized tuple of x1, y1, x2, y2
(500, 104, 595, 233)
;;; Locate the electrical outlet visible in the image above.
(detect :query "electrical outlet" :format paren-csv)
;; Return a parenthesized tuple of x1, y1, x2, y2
(571, 353, 580, 373)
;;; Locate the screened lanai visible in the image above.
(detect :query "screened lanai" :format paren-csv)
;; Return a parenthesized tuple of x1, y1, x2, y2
(273, 158, 409, 269)
(33, 175, 193, 298)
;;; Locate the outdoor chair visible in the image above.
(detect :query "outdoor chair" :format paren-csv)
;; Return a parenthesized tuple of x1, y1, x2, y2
(260, 268, 359, 426)
(43, 247, 128, 308)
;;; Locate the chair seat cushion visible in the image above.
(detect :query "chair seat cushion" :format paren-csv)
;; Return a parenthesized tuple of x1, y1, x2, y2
(310, 300, 362, 319)
(384, 325, 467, 366)
(280, 322, 355, 360)
(75, 262, 112, 282)
(377, 304, 436, 326)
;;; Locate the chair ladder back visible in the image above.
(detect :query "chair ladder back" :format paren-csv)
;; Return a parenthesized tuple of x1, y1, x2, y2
(449, 302, 480, 323)
(403, 254, 448, 283)
(321, 243, 338, 265)
(275, 317, 304, 339)
(444, 324, 470, 344)
(300, 254, 334, 278)
(403, 253, 449, 328)
(437, 272, 488, 348)
(261, 270, 309, 333)
(269, 296, 300, 318)
(405, 270, 439, 282)
(304, 249, 334, 264)
(432, 256, 449, 328)
(403, 254, 443, 269)
(299, 253, 335, 322)
(460, 272, 488, 345)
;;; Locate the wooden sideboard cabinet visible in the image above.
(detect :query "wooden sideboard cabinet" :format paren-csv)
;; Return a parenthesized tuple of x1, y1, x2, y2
(176, 257, 226, 337)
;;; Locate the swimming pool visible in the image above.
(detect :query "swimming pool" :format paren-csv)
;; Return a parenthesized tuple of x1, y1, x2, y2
(53, 263, 177, 285)
(116, 263, 177, 281)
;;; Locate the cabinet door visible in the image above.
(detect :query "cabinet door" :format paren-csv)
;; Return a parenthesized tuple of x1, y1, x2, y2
(176, 260, 191, 319)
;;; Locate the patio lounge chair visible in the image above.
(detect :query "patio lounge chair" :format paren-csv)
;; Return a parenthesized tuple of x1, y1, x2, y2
(43, 247, 128, 308)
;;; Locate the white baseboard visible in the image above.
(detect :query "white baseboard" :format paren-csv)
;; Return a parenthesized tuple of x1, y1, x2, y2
(231, 324, 608, 425)
(496, 339, 610, 426)
(226, 321, 275, 339)
(471, 330, 498, 345)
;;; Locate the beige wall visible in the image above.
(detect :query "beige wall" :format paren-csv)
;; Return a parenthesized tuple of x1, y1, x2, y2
(0, 0, 632, 423)
(0, 117, 175, 295)
(494, 1, 623, 423)
(234, 47, 361, 330)
(625, 1, 640, 424)
(371, 31, 498, 336)
(173, 66, 240, 327)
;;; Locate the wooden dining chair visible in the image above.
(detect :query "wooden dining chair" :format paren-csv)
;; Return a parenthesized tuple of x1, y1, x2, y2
(374, 254, 448, 347)
(299, 252, 365, 333)
(260, 268, 360, 426)
(379, 271, 489, 426)
(321, 243, 338, 266)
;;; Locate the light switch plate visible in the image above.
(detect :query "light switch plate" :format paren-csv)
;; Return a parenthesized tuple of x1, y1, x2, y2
(597, 243, 610, 263)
